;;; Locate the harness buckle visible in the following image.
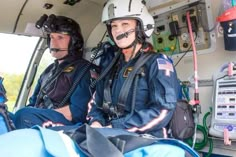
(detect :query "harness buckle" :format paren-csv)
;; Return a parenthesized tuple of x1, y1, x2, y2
(102, 102, 124, 119)
(43, 95, 54, 109)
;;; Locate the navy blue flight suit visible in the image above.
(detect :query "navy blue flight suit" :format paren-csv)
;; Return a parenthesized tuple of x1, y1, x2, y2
(88, 51, 179, 137)
(14, 56, 99, 129)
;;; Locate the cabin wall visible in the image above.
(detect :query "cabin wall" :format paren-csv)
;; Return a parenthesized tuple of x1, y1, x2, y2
(174, 0, 236, 121)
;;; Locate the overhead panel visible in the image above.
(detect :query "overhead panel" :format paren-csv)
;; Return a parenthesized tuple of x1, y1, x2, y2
(14, 0, 103, 41)
(0, 0, 26, 34)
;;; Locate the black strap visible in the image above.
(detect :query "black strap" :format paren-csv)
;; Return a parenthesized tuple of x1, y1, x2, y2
(65, 124, 157, 155)
(108, 134, 157, 153)
(126, 73, 140, 120)
(0, 104, 15, 131)
(109, 134, 198, 157)
(103, 61, 120, 114)
(90, 51, 121, 89)
(117, 53, 153, 113)
(104, 79, 112, 104)
(66, 124, 198, 157)
(65, 124, 156, 156)
(59, 51, 121, 108)
(65, 124, 123, 157)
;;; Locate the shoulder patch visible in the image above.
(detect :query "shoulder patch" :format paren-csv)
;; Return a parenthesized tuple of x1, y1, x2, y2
(156, 58, 174, 76)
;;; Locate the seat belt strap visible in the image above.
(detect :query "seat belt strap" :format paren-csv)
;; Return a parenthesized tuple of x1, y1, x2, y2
(90, 51, 121, 89)
(117, 53, 153, 113)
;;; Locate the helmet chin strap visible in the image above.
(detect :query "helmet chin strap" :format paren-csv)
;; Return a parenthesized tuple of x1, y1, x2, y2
(122, 39, 137, 50)
(128, 40, 138, 61)
(121, 39, 138, 62)
(120, 26, 140, 50)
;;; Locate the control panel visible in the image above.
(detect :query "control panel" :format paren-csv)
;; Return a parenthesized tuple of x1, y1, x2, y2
(147, 0, 216, 57)
(215, 81, 236, 120)
(210, 76, 236, 139)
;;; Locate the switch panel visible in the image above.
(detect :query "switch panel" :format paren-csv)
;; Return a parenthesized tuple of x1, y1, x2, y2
(147, 0, 216, 57)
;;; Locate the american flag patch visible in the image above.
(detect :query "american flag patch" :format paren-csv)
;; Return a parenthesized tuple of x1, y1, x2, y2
(157, 58, 174, 76)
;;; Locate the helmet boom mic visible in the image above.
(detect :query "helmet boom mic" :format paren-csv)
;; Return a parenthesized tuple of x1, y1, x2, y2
(116, 29, 135, 40)
(50, 48, 68, 52)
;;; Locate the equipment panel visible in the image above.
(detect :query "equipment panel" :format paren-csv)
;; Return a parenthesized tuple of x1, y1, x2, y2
(147, 0, 216, 57)
(210, 76, 236, 139)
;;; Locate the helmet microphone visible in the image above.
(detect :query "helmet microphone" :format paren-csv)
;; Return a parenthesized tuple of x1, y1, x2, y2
(116, 29, 135, 40)
(115, 24, 153, 41)
(50, 48, 68, 52)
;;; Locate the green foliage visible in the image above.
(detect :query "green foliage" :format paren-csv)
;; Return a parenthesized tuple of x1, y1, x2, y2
(1, 49, 54, 112)
(2, 73, 24, 111)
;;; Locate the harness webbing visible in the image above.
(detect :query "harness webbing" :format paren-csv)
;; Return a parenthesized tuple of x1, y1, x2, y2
(103, 53, 153, 116)
(117, 53, 153, 114)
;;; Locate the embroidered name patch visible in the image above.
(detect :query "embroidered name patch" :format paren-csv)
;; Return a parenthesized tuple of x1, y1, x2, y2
(63, 66, 74, 72)
(123, 67, 133, 78)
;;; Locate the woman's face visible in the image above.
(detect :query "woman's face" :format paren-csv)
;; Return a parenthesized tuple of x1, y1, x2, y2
(111, 19, 137, 48)
(49, 32, 70, 59)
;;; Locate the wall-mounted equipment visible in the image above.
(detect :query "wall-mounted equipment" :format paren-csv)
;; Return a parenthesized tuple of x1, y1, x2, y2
(146, 0, 216, 57)
(209, 63, 236, 139)
(218, 6, 236, 51)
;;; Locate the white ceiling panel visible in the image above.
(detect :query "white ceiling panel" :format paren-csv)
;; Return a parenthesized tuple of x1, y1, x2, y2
(0, 0, 106, 41)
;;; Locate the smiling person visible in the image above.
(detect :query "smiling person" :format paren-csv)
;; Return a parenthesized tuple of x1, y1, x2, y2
(87, 0, 180, 138)
(14, 14, 99, 129)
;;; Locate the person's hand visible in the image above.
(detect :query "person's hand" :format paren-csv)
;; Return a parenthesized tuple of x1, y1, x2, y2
(90, 121, 103, 128)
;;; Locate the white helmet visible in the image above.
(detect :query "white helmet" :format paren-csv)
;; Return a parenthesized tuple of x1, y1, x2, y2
(102, 0, 154, 38)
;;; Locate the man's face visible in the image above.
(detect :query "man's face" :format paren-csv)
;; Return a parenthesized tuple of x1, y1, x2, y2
(49, 32, 70, 59)
(111, 19, 137, 48)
